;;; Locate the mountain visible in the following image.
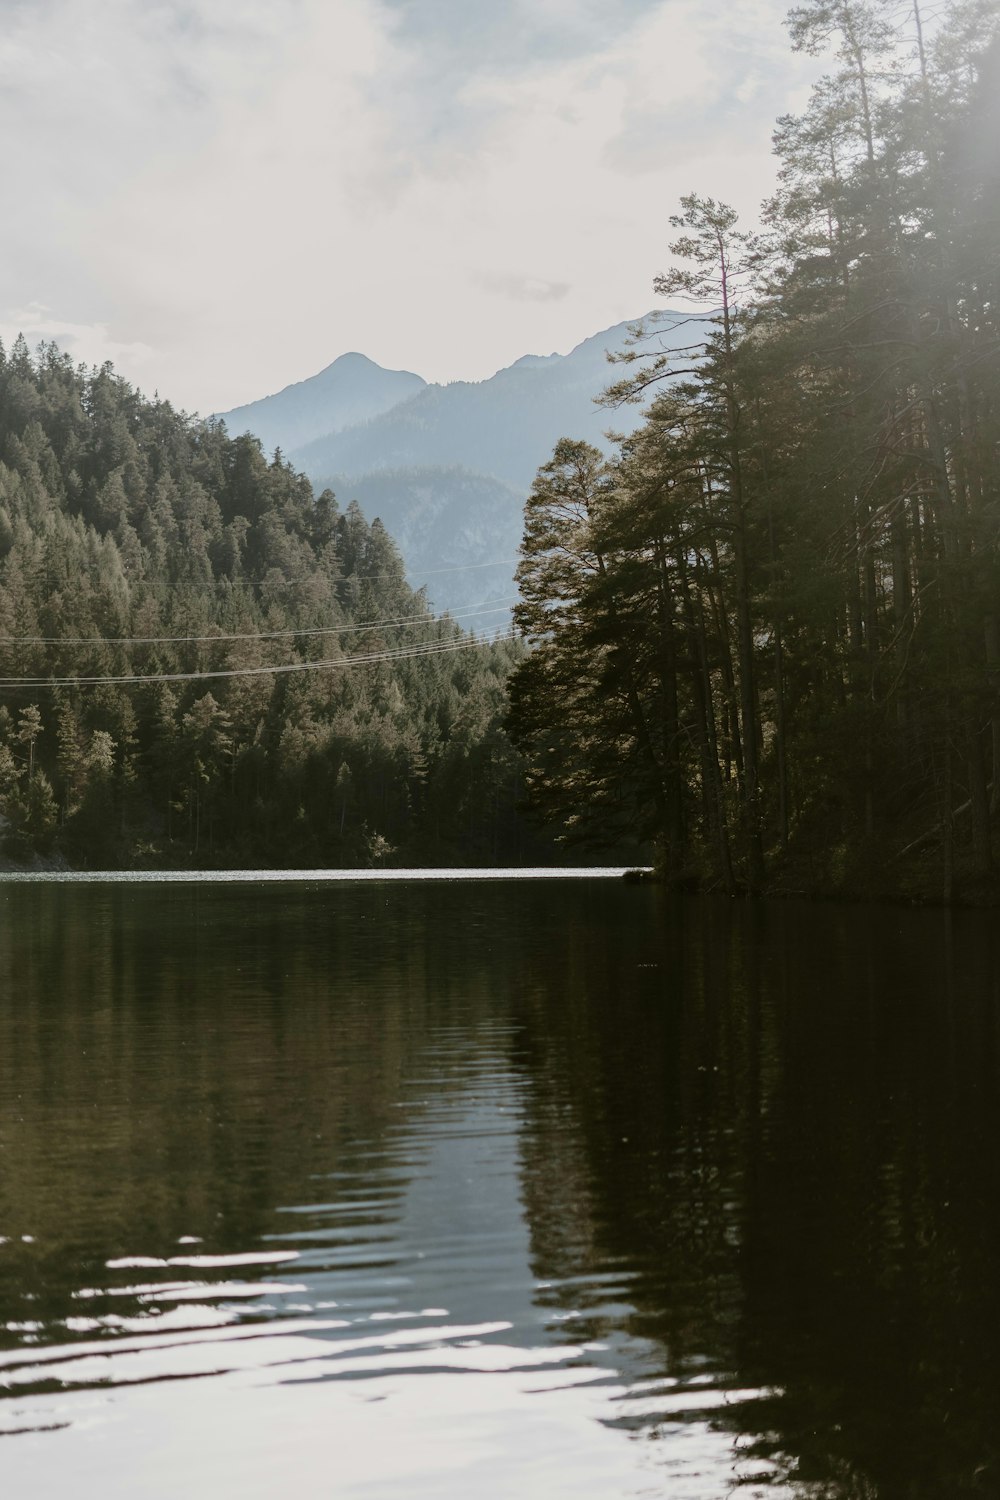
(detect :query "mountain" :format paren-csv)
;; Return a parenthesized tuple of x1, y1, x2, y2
(218, 312, 706, 613)
(293, 314, 697, 493)
(215, 352, 426, 455)
(325, 467, 524, 617)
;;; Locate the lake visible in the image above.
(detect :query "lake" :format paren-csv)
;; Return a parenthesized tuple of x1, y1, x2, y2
(0, 874, 997, 1498)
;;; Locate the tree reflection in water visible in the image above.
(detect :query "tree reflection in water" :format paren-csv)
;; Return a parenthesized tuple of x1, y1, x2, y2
(0, 880, 997, 1496)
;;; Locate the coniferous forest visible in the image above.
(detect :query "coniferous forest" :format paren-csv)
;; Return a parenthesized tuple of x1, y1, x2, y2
(0, 344, 548, 868)
(507, 0, 1000, 902)
(2, 0, 997, 895)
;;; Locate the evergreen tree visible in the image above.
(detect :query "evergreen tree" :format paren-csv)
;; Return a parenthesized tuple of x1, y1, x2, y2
(510, 0, 1000, 898)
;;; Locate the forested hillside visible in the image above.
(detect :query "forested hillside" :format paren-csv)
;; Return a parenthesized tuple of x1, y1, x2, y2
(319, 467, 522, 614)
(508, 0, 1000, 902)
(0, 342, 549, 868)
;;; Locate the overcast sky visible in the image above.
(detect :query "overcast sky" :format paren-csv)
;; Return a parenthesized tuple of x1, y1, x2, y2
(0, 0, 814, 414)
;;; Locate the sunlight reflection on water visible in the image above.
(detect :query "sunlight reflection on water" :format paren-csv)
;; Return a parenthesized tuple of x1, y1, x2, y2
(3, 876, 990, 1498)
(0, 926, 772, 1500)
(0, 1055, 773, 1500)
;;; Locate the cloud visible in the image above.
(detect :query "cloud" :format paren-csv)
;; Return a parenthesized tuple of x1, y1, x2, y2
(599, 0, 813, 177)
(381, 0, 656, 73)
(0, 0, 316, 327)
(472, 272, 571, 303)
(0, 0, 812, 412)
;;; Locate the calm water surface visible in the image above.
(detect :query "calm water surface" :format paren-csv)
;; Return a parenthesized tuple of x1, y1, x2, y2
(0, 875, 998, 1498)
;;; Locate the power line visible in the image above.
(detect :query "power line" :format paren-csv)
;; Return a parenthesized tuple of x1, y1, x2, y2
(61, 555, 523, 594)
(0, 599, 518, 648)
(0, 632, 515, 691)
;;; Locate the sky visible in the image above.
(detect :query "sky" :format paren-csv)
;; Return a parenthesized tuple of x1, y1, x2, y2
(0, 0, 815, 415)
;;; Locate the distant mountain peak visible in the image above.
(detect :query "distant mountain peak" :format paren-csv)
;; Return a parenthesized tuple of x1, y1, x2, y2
(322, 350, 420, 377)
(507, 352, 560, 370)
(215, 353, 427, 456)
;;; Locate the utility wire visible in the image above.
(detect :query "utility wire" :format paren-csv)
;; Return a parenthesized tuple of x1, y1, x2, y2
(0, 632, 514, 691)
(70, 555, 523, 593)
(0, 598, 518, 648)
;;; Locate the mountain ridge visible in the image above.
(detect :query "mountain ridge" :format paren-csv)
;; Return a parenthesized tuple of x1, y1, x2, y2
(216, 352, 426, 456)
(216, 311, 705, 610)
(289, 314, 680, 492)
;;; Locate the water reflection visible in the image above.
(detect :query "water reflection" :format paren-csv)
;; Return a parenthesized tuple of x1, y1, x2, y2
(0, 881, 997, 1497)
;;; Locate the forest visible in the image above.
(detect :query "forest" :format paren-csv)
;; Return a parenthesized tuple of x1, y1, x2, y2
(2, 0, 996, 892)
(0, 345, 551, 868)
(507, 0, 1000, 902)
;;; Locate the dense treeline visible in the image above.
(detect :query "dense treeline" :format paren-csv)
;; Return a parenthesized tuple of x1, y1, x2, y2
(508, 0, 1000, 900)
(0, 342, 543, 867)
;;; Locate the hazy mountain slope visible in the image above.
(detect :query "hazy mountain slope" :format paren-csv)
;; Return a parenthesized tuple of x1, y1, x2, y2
(329, 467, 523, 616)
(292, 314, 701, 492)
(216, 352, 426, 455)
(219, 312, 705, 613)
